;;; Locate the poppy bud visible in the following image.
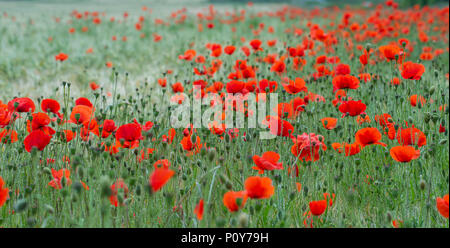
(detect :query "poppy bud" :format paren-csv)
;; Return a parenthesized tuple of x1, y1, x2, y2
(386, 212, 392, 222)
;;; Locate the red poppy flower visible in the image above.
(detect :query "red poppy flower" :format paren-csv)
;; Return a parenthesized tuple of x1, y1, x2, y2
(41, 99, 60, 114)
(0, 103, 12, 128)
(436, 194, 449, 218)
(0, 129, 18, 144)
(109, 179, 128, 207)
(332, 75, 360, 91)
(0, 176, 9, 207)
(70, 105, 93, 124)
(149, 167, 175, 192)
(409, 95, 426, 107)
(397, 126, 426, 147)
(309, 200, 327, 216)
(153, 159, 170, 169)
(24, 130, 51, 152)
(55, 53, 68, 61)
(115, 123, 143, 149)
(282, 78, 307, 94)
(75, 97, 93, 108)
(8, 97, 35, 113)
(262, 115, 294, 137)
(339, 100, 366, 117)
(321, 117, 338, 130)
(48, 168, 71, 189)
(244, 176, 274, 199)
(223, 191, 248, 212)
(355, 127, 386, 148)
(101, 119, 117, 138)
(224, 45, 236, 55)
(194, 199, 204, 220)
(335, 64, 351, 75)
(291, 133, 327, 162)
(401, 62, 425, 80)
(331, 142, 362, 156)
(379, 44, 401, 61)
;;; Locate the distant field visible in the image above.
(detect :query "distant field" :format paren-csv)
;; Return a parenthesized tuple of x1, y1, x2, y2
(0, 0, 448, 228)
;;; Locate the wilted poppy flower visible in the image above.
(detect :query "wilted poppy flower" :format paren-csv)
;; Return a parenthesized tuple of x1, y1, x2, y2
(8, 97, 35, 113)
(401, 62, 425, 80)
(48, 168, 71, 189)
(332, 75, 360, 91)
(252, 151, 283, 174)
(24, 130, 51, 152)
(355, 127, 386, 148)
(194, 199, 204, 220)
(223, 191, 248, 212)
(0, 176, 9, 207)
(309, 200, 327, 216)
(339, 100, 366, 117)
(149, 167, 175, 192)
(244, 176, 274, 199)
(321, 117, 338, 130)
(109, 179, 128, 207)
(390, 146, 420, 162)
(436, 194, 449, 218)
(291, 133, 327, 162)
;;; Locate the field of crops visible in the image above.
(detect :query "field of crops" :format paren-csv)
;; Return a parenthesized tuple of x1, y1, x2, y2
(0, 0, 448, 228)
